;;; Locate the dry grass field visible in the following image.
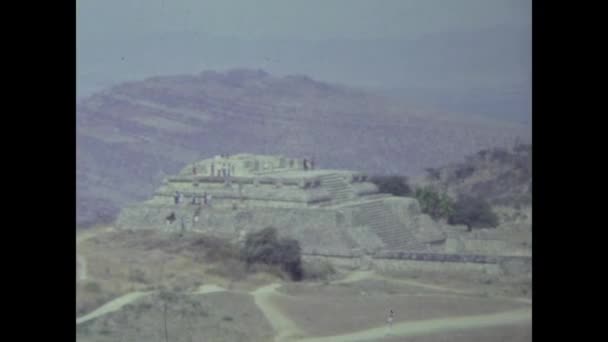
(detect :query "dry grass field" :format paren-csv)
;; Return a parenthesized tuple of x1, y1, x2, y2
(76, 227, 531, 342)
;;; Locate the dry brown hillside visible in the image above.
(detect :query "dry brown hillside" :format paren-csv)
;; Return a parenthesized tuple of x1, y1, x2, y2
(76, 69, 530, 227)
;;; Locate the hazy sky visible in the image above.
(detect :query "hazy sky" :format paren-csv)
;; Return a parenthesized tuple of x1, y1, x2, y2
(78, 0, 529, 40)
(77, 0, 531, 121)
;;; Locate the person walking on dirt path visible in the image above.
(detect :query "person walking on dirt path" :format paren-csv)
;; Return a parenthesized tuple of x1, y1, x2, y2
(386, 309, 395, 336)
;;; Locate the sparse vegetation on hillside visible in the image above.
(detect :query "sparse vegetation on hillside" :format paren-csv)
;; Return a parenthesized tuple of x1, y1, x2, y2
(369, 175, 412, 197)
(420, 143, 531, 208)
(77, 69, 530, 227)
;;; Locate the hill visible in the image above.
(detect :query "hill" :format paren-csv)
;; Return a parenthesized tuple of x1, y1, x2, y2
(76, 69, 530, 227)
(414, 144, 531, 208)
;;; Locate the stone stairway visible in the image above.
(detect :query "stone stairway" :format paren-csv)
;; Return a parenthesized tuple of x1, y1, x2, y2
(320, 173, 353, 203)
(354, 200, 427, 251)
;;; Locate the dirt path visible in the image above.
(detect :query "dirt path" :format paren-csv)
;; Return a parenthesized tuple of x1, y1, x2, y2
(251, 283, 304, 341)
(76, 291, 154, 325)
(295, 308, 531, 342)
(332, 270, 375, 285)
(193, 284, 227, 295)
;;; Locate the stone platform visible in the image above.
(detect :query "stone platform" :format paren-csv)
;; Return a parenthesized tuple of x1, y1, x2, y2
(116, 154, 448, 255)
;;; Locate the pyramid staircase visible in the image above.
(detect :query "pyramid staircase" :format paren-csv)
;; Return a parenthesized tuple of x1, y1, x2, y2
(320, 173, 353, 203)
(354, 200, 427, 251)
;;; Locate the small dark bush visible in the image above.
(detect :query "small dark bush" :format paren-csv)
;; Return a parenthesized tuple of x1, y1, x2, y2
(369, 175, 412, 197)
(241, 227, 303, 281)
(302, 259, 336, 281)
(448, 195, 499, 230)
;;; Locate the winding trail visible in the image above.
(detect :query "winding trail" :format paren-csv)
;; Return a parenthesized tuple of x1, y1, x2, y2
(294, 308, 531, 342)
(253, 271, 532, 341)
(76, 284, 228, 325)
(252, 283, 304, 341)
(76, 291, 154, 325)
(193, 284, 227, 295)
(76, 229, 530, 340)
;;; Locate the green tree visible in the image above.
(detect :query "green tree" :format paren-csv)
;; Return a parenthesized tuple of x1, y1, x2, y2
(413, 186, 454, 220)
(448, 195, 499, 230)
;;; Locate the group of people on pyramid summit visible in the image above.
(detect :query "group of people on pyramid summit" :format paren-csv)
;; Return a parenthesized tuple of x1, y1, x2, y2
(302, 157, 315, 171)
(189, 154, 235, 178)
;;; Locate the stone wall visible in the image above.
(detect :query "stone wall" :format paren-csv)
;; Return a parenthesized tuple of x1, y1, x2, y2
(371, 258, 502, 275)
(302, 252, 531, 277)
(116, 204, 361, 254)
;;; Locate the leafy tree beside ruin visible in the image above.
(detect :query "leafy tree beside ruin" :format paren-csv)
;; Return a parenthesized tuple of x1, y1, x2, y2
(448, 195, 499, 230)
(413, 186, 454, 220)
(240, 227, 303, 281)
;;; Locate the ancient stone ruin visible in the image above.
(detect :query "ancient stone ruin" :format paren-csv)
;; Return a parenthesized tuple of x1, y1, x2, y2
(116, 153, 449, 256)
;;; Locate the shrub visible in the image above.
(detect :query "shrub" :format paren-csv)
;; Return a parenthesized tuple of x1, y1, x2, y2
(302, 259, 336, 281)
(448, 195, 499, 230)
(240, 227, 303, 281)
(369, 175, 412, 197)
(413, 186, 454, 220)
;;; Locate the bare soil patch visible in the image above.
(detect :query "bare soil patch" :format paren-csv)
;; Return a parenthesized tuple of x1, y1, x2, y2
(274, 282, 528, 337)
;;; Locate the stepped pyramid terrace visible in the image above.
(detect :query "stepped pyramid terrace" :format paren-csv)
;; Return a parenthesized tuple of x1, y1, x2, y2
(116, 154, 448, 255)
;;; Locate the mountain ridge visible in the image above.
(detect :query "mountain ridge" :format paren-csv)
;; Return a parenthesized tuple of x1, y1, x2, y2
(76, 69, 530, 227)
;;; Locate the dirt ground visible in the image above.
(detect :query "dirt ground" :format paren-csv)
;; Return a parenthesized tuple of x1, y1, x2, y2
(76, 227, 531, 342)
(76, 291, 274, 342)
(370, 323, 531, 342)
(76, 228, 270, 315)
(274, 281, 528, 337)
